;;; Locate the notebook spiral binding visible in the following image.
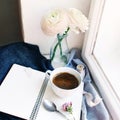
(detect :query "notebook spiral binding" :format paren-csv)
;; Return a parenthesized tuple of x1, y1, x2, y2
(29, 72, 50, 120)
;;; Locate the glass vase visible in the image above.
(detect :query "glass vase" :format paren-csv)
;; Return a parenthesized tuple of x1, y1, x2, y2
(50, 35, 69, 68)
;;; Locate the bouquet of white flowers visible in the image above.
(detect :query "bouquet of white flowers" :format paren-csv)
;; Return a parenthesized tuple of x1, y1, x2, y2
(41, 8, 89, 67)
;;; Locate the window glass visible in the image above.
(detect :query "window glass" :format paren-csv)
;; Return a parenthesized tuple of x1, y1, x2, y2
(93, 0, 120, 98)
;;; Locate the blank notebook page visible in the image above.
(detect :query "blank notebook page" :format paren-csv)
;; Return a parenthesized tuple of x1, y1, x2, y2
(0, 64, 45, 120)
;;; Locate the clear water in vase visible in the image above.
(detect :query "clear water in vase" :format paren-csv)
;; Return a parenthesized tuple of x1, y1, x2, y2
(50, 36, 69, 68)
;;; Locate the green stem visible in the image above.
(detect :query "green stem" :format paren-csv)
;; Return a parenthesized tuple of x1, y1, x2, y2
(50, 27, 70, 61)
(57, 34, 62, 56)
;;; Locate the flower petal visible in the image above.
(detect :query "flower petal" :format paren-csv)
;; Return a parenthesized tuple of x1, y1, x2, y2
(41, 8, 69, 36)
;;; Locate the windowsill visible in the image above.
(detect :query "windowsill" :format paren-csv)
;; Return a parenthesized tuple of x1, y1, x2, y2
(81, 0, 120, 119)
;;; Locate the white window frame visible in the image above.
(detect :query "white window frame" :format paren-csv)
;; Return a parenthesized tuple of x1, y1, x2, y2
(82, 0, 120, 120)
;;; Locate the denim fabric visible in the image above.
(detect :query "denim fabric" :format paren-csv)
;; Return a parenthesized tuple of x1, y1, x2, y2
(0, 42, 53, 85)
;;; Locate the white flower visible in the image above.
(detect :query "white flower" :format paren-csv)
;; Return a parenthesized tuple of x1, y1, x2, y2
(41, 8, 89, 63)
(41, 8, 89, 36)
(67, 8, 89, 33)
(41, 8, 68, 36)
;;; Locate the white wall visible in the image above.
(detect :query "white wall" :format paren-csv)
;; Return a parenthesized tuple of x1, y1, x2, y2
(20, 0, 91, 54)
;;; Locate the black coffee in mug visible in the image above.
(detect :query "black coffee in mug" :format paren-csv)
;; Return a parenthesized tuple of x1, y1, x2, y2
(53, 72, 79, 89)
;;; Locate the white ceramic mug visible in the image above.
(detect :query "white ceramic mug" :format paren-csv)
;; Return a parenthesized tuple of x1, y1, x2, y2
(47, 67, 82, 98)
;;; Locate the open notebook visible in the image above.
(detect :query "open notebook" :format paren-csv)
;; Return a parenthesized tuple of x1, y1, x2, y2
(0, 64, 83, 120)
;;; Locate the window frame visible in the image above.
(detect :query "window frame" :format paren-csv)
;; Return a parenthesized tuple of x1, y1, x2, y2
(82, 0, 120, 120)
